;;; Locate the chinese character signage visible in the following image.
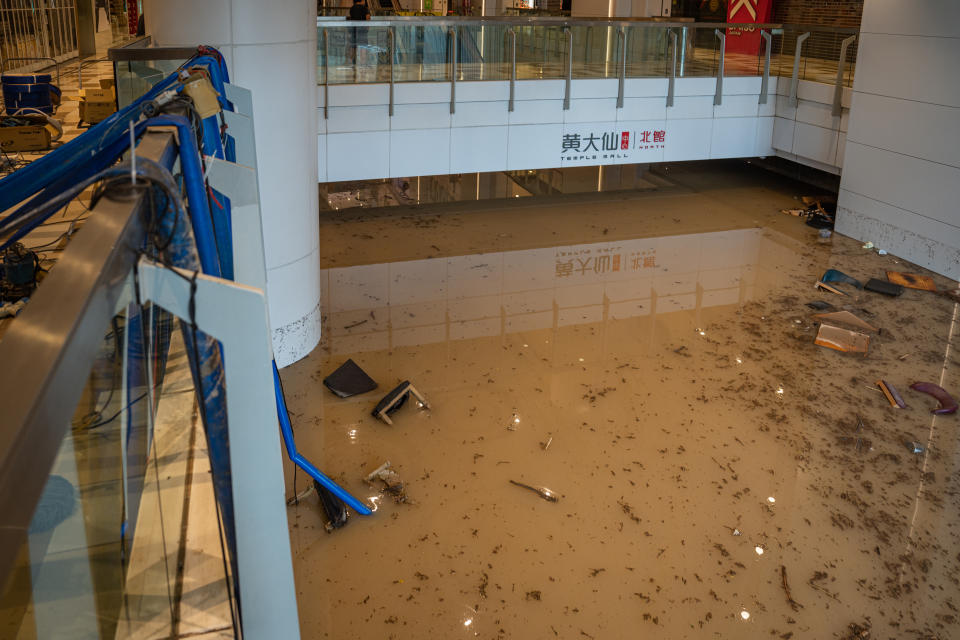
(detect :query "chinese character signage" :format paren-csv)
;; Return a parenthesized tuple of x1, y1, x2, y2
(725, 0, 773, 56)
(554, 244, 658, 280)
(559, 126, 666, 166)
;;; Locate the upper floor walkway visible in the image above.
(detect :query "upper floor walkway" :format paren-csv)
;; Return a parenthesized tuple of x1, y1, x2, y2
(315, 17, 858, 182)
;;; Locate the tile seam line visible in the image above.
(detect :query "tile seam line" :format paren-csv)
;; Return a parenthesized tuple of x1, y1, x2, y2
(845, 139, 960, 172)
(840, 188, 960, 232)
(860, 31, 960, 40)
(852, 90, 960, 111)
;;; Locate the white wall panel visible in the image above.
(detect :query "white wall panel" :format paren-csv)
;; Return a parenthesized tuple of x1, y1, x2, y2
(564, 97, 619, 123)
(452, 101, 510, 127)
(855, 33, 960, 107)
(327, 83, 389, 107)
(570, 78, 619, 100)
(714, 93, 760, 119)
(391, 102, 453, 130)
(619, 97, 666, 121)
(390, 128, 451, 176)
(663, 118, 711, 161)
(507, 123, 563, 170)
(509, 99, 564, 125)
(842, 141, 960, 228)
(673, 77, 716, 97)
(755, 117, 774, 156)
(796, 99, 840, 130)
(722, 76, 761, 96)
(623, 77, 668, 98)
(450, 126, 509, 173)
(457, 81, 510, 102)
(846, 92, 960, 169)
(326, 131, 390, 180)
(514, 79, 565, 100)
(710, 117, 757, 159)
(792, 122, 838, 166)
(666, 95, 714, 120)
(394, 82, 451, 104)
(326, 104, 389, 133)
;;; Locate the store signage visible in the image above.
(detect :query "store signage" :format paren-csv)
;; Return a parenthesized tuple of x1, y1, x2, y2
(725, 0, 773, 56)
(559, 128, 666, 165)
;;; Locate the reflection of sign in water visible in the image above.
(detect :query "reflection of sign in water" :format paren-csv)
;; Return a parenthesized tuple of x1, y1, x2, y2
(555, 246, 657, 278)
(560, 129, 666, 164)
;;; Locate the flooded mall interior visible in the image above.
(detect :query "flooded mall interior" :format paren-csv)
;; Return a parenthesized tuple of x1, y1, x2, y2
(1, 1, 959, 640)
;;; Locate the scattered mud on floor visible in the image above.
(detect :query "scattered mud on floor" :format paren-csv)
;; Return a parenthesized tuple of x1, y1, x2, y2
(282, 162, 960, 639)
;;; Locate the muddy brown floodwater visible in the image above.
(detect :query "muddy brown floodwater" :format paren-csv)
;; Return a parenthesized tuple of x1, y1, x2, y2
(280, 161, 960, 640)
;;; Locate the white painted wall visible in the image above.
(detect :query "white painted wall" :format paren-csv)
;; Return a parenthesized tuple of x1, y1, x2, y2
(319, 75, 779, 182)
(771, 79, 850, 174)
(145, 0, 322, 367)
(836, 0, 960, 280)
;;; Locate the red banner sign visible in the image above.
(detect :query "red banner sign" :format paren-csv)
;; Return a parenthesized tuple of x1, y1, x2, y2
(725, 0, 773, 56)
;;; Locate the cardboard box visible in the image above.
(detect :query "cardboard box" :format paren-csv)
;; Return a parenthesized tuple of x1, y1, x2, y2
(0, 117, 56, 152)
(99, 77, 115, 91)
(79, 86, 116, 124)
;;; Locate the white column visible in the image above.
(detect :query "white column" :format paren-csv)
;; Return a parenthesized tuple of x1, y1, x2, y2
(836, 0, 960, 280)
(143, 0, 321, 367)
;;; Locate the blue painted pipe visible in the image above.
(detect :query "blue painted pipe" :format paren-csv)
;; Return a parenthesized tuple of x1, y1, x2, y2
(272, 363, 372, 515)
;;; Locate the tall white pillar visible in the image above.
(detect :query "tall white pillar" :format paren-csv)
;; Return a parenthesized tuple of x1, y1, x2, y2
(143, 0, 321, 367)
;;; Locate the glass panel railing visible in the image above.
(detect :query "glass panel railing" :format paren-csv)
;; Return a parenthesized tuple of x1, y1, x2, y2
(317, 19, 857, 88)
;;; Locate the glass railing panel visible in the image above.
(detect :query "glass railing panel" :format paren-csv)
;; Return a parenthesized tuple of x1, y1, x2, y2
(114, 58, 186, 109)
(625, 25, 670, 78)
(323, 25, 395, 84)
(719, 26, 763, 77)
(516, 25, 565, 80)
(457, 23, 510, 81)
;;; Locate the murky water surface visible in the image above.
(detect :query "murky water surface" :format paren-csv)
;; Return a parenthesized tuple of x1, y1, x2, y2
(282, 162, 960, 640)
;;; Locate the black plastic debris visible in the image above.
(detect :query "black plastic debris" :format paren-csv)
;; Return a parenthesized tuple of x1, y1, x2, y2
(821, 269, 863, 289)
(372, 381, 430, 425)
(323, 359, 378, 398)
(864, 278, 903, 297)
(315, 480, 350, 531)
(805, 300, 837, 311)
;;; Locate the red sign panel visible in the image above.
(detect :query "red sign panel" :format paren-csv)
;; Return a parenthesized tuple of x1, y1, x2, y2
(725, 0, 774, 56)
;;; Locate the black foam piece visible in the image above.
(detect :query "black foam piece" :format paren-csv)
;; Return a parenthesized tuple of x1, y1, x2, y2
(372, 381, 411, 418)
(864, 278, 903, 297)
(323, 359, 378, 398)
(806, 300, 836, 311)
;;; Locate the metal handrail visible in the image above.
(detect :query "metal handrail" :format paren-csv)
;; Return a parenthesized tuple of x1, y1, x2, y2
(508, 28, 516, 112)
(616, 26, 626, 109)
(713, 29, 724, 106)
(448, 27, 457, 114)
(759, 30, 772, 105)
(832, 34, 856, 116)
(388, 27, 395, 117)
(322, 28, 329, 119)
(667, 29, 677, 108)
(563, 27, 572, 110)
(789, 32, 810, 107)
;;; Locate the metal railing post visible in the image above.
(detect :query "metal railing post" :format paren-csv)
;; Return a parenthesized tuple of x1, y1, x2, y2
(322, 28, 329, 120)
(564, 27, 572, 110)
(616, 26, 626, 109)
(449, 27, 457, 114)
(508, 27, 516, 112)
(667, 29, 677, 108)
(759, 29, 771, 104)
(714, 29, 724, 106)
(832, 34, 856, 116)
(789, 32, 810, 107)
(389, 27, 395, 116)
(678, 26, 687, 77)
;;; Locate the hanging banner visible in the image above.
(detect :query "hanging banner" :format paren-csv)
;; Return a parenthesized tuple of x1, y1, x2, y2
(725, 0, 774, 55)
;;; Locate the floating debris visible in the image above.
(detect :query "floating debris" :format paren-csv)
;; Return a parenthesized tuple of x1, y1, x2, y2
(906, 441, 924, 455)
(541, 436, 553, 451)
(864, 278, 903, 297)
(780, 565, 803, 612)
(509, 479, 559, 502)
(812, 310, 879, 333)
(821, 269, 863, 290)
(814, 324, 870, 355)
(323, 358, 378, 398)
(909, 382, 958, 415)
(876, 380, 906, 408)
(805, 300, 837, 311)
(815, 281, 848, 296)
(365, 461, 411, 503)
(371, 381, 430, 425)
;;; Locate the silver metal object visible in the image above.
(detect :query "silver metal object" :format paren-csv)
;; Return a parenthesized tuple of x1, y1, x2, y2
(832, 34, 856, 116)
(616, 26, 626, 109)
(508, 27, 516, 112)
(713, 28, 724, 106)
(789, 32, 810, 107)
(759, 30, 772, 104)
(449, 26, 456, 114)
(322, 28, 329, 119)
(388, 27, 395, 116)
(563, 27, 572, 110)
(667, 30, 677, 107)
